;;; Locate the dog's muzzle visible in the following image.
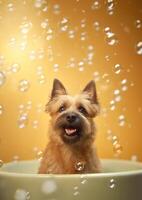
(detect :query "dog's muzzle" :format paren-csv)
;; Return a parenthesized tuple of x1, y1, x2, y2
(57, 112, 83, 144)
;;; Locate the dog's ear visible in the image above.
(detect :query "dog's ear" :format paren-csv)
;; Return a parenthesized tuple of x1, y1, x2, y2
(51, 79, 67, 99)
(82, 80, 98, 104)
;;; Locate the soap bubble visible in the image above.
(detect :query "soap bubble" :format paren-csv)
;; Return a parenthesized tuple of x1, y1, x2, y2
(104, 27, 118, 46)
(60, 17, 69, 32)
(13, 155, 20, 162)
(80, 174, 88, 185)
(68, 30, 75, 39)
(10, 63, 21, 73)
(93, 71, 100, 82)
(0, 71, 6, 87)
(109, 179, 116, 189)
(41, 19, 49, 29)
(135, 19, 142, 29)
(78, 61, 84, 71)
(75, 161, 85, 172)
(0, 105, 3, 115)
(14, 189, 30, 200)
(91, 1, 101, 10)
(18, 113, 28, 128)
(41, 179, 57, 195)
(34, 0, 44, 8)
(93, 21, 100, 31)
(118, 115, 125, 126)
(19, 80, 30, 92)
(7, 3, 15, 12)
(80, 32, 87, 41)
(106, 0, 115, 15)
(20, 20, 32, 35)
(131, 155, 138, 162)
(53, 4, 61, 15)
(53, 63, 59, 72)
(46, 28, 53, 40)
(114, 64, 121, 74)
(32, 120, 39, 129)
(29, 50, 36, 60)
(0, 159, 4, 167)
(73, 186, 80, 196)
(136, 41, 142, 55)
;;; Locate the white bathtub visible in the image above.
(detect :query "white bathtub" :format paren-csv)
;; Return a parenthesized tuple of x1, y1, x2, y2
(0, 159, 142, 200)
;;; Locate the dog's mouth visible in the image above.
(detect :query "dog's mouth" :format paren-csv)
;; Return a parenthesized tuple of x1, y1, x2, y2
(62, 126, 81, 143)
(65, 128, 78, 136)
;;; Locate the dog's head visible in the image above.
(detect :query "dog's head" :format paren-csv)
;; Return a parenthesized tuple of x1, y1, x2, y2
(46, 79, 100, 145)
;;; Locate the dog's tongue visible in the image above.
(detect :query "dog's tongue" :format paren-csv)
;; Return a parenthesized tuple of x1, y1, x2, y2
(65, 128, 77, 135)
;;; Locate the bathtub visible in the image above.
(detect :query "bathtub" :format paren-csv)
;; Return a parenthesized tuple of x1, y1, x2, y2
(0, 159, 142, 200)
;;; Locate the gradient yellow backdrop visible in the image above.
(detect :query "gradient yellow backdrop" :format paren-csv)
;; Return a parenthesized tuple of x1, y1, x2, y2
(0, 0, 142, 163)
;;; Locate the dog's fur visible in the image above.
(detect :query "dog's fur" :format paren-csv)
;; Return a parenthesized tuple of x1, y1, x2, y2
(38, 79, 101, 174)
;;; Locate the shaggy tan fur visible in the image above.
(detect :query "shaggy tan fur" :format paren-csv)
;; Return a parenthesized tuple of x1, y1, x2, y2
(38, 79, 101, 174)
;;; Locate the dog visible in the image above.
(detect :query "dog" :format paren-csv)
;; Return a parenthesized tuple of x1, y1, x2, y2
(38, 79, 101, 174)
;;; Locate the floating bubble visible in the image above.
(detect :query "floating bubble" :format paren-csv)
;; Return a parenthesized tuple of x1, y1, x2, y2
(109, 179, 116, 189)
(19, 80, 30, 92)
(93, 21, 100, 31)
(121, 85, 128, 91)
(60, 17, 69, 32)
(13, 155, 20, 162)
(37, 48, 45, 59)
(53, 4, 61, 15)
(114, 64, 121, 74)
(53, 63, 59, 72)
(0, 160, 4, 167)
(46, 28, 53, 40)
(115, 95, 122, 102)
(118, 115, 125, 126)
(41, 19, 49, 29)
(81, 18, 86, 28)
(18, 113, 28, 129)
(20, 20, 32, 35)
(80, 174, 88, 185)
(35, 150, 43, 160)
(91, 1, 101, 10)
(68, 30, 75, 39)
(0, 105, 3, 115)
(0, 55, 5, 66)
(29, 50, 36, 60)
(106, 0, 115, 15)
(0, 71, 6, 87)
(14, 189, 30, 200)
(114, 89, 120, 95)
(32, 120, 39, 129)
(105, 27, 118, 45)
(8, 37, 16, 47)
(41, 180, 57, 195)
(7, 3, 15, 12)
(131, 155, 138, 162)
(34, 0, 44, 8)
(136, 41, 142, 55)
(93, 71, 100, 82)
(80, 32, 87, 41)
(78, 61, 84, 71)
(135, 19, 142, 29)
(10, 63, 21, 73)
(121, 79, 127, 85)
(75, 161, 85, 172)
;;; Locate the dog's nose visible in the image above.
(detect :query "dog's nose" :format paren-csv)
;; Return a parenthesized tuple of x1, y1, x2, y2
(66, 113, 77, 123)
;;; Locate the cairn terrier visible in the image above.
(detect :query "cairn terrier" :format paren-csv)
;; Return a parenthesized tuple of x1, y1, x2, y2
(38, 79, 101, 174)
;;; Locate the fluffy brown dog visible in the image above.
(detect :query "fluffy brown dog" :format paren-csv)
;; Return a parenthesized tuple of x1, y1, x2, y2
(38, 79, 101, 174)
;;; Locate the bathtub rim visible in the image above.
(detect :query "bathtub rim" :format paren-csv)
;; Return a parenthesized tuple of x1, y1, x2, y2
(0, 159, 142, 178)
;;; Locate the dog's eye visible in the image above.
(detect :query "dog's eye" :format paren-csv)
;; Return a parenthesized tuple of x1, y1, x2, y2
(78, 106, 87, 115)
(58, 105, 66, 113)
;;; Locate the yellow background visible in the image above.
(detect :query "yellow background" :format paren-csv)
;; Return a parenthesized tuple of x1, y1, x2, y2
(0, 0, 142, 163)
